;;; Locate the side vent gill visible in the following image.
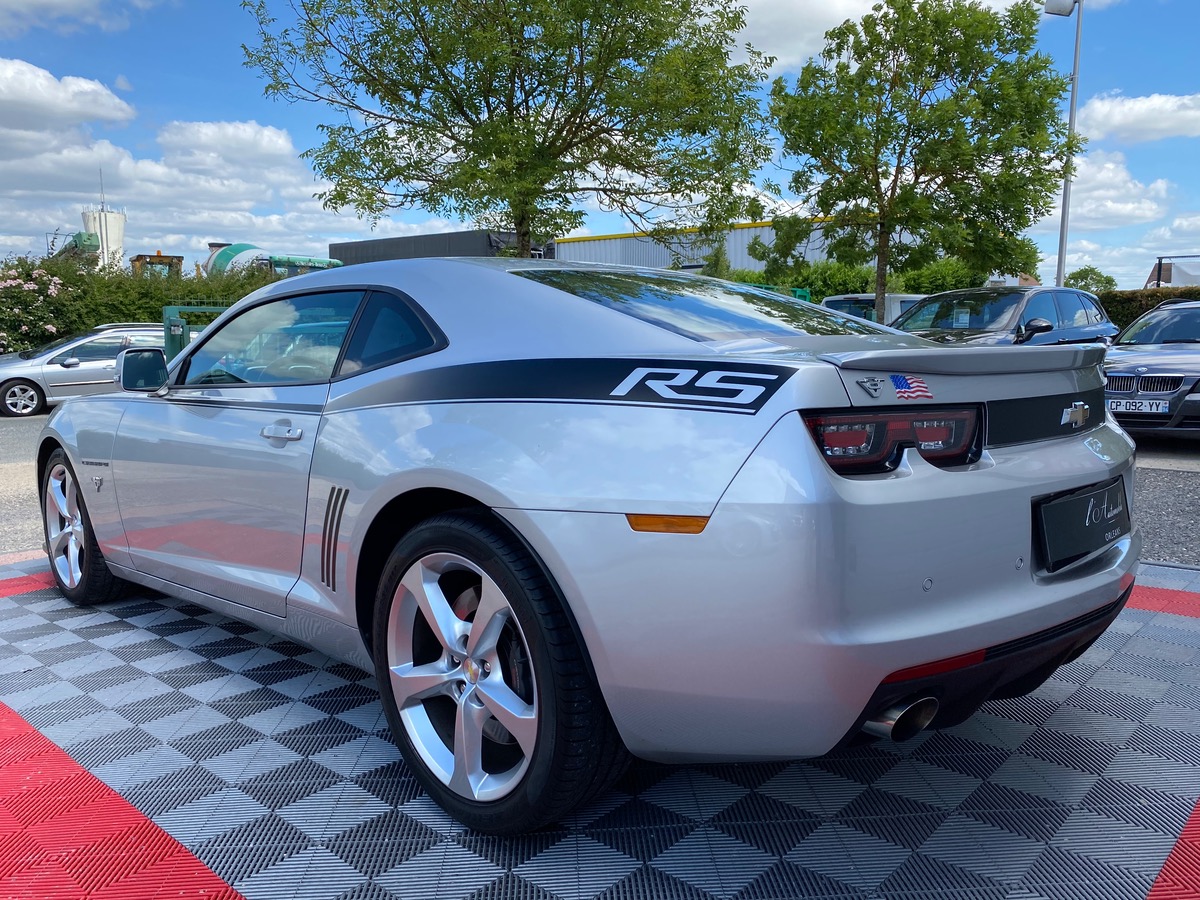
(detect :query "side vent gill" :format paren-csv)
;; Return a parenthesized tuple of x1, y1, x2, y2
(321, 486, 350, 591)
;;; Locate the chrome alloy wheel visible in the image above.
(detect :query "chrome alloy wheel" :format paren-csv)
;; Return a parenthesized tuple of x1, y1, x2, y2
(386, 551, 538, 803)
(45, 462, 85, 589)
(4, 383, 40, 416)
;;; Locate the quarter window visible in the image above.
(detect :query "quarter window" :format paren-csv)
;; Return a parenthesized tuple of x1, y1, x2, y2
(338, 291, 440, 375)
(181, 292, 362, 386)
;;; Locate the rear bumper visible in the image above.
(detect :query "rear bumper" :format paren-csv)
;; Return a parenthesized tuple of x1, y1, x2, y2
(842, 580, 1133, 746)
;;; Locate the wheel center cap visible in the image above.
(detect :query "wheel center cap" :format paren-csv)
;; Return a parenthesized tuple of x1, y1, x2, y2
(463, 658, 481, 685)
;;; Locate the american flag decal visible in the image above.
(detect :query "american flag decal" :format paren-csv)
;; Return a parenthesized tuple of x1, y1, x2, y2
(890, 374, 933, 400)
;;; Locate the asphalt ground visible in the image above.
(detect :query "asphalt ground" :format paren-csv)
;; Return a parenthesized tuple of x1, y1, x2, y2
(1, 414, 1198, 566)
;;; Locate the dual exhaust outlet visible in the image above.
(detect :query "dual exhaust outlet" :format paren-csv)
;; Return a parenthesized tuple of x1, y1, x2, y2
(861, 696, 939, 743)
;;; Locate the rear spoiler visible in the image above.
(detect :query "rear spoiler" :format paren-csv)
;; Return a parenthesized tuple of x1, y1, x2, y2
(818, 344, 1106, 376)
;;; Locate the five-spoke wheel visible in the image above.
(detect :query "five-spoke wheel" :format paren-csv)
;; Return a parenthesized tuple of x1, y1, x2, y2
(373, 512, 627, 833)
(2, 380, 45, 417)
(41, 449, 124, 604)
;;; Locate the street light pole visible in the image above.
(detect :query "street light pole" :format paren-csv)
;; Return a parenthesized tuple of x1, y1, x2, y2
(1046, 0, 1083, 287)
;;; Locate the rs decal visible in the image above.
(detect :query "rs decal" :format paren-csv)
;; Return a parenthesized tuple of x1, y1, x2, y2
(611, 367, 781, 407)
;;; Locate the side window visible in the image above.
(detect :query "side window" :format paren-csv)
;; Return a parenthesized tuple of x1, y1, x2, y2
(1079, 295, 1108, 325)
(338, 291, 440, 376)
(181, 291, 363, 386)
(57, 335, 126, 363)
(1020, 292, 1058, 327)
(126, 333, 164, 349)
(1053, 291, 1089, 328)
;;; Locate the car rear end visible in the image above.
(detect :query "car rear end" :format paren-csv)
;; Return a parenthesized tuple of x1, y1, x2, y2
(519, 342, 1139, 763)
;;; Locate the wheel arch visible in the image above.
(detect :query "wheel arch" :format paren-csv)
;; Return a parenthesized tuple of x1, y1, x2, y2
(36, 435, 66, 496)
(352, 488, 602, 688)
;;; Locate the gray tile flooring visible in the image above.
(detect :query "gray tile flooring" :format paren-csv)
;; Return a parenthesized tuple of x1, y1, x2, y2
(1, 565, 1198, 899)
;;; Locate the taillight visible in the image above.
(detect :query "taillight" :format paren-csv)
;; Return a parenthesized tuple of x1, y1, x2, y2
(803, 408, 980, 474)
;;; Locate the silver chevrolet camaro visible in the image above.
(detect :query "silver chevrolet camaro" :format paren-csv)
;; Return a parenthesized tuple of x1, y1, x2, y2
(37, 258, 1140, 833)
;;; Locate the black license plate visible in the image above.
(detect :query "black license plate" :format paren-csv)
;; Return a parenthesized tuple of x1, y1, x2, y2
(1036, 476, 1131, 573)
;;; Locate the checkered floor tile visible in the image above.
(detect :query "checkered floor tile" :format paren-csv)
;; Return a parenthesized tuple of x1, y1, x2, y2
(1, 569, 1199, 900)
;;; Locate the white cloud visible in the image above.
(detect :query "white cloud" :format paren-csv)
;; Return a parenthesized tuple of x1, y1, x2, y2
(739, 0, 1106, 72)
(114, 74, 133, 92)
(0, 60, 464, 266)
(0, 0, 163, 36)
(0, 58, 134, 131)
(1078, 92, 1200, 143)
(1035, 151, 1169, 233)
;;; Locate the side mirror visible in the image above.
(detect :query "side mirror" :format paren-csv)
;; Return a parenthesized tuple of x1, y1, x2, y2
(1017, 317, 1053, 344)
(60, 357, 81, 369)
(116, 348, 168, 392)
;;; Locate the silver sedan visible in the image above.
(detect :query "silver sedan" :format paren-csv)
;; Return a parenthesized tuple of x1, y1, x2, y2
(37, 259, 1140, 833)
(1, 323, 162, 416)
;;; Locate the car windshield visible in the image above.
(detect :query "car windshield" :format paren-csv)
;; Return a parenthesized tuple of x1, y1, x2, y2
(17, 333, 86, 360)
(516, 270, 885, 341)
(892, 290, 1024, 332)
(1117, 306, 1200, 345)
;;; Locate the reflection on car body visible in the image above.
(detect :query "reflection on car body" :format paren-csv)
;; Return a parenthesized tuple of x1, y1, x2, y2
(38, 259, 1140, 833)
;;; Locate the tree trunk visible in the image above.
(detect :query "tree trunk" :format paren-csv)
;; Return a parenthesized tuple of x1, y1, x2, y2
(874, 224, 890, 324)
(513, 205, 533, 258)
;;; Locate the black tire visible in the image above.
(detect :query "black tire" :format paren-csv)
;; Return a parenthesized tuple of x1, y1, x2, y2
(42, 449, 125, 605)
(373, 511, 627, 833)
(2, 379, 45, 417)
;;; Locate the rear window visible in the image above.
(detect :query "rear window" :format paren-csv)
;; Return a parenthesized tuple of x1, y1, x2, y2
(516, 270, 884, 341)
(823, 298, 877, 321)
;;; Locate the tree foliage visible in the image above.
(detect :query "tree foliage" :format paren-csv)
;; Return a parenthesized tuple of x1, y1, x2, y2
(243, 0, 773, 256)
(1065, 265, 1117, 295)
(770, 0, 1075, 321)
(0, 254, 275, 354)
(899, 257, 986, 294)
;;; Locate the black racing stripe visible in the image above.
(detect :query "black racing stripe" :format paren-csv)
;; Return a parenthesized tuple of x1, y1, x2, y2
(332, 358, 797, 414)
(986, 386, 1106, 446)
(163, 396, 326, 415)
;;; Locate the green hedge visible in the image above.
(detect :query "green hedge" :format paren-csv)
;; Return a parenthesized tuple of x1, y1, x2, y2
(1096, 286, 1200, 332)
(0, 254, 277, 354)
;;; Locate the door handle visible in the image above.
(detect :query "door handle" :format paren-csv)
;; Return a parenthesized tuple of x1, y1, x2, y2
(260, 424, 303, 441)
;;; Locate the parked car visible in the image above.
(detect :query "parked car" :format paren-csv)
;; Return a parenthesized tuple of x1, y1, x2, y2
(820, 292, 924, 324)
(1104, 299, 1200, 438)
(39, 260, 1139, 833)
(890, 286, 1118, 345)
(0, 323, 163, 417)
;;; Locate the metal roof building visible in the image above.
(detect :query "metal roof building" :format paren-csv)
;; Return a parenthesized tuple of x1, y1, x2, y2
(552, 221, 828, 271)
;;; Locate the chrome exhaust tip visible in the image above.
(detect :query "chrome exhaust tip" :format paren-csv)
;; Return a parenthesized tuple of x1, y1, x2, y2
(862, 696, 939, 742)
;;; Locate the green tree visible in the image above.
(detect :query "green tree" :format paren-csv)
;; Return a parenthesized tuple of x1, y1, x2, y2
(1065, 265, 1117, 295)
(900, 257, 986, 294)
(769, 0, 1075, 322)
(243, 0, 773, 256)
(791, 261, 874, 300)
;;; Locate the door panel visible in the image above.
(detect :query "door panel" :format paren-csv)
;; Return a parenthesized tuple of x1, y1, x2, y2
(112, 386, 326, 616)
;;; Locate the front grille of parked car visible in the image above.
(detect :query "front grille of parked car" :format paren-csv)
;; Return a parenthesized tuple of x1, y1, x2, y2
(1105, 374, 1135, 392)
(1138, 375, 1185, 393)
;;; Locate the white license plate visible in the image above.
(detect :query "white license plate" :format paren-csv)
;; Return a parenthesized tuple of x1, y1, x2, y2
(1108, 398, 1169, 414)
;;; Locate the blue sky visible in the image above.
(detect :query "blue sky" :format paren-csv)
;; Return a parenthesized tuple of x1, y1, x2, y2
(0, 0, 1195, 288)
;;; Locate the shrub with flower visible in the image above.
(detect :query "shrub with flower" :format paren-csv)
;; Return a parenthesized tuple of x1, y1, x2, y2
(0, 257, 78, 354)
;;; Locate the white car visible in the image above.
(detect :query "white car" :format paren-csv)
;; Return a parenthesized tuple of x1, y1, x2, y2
(38, 259, 1140, 832)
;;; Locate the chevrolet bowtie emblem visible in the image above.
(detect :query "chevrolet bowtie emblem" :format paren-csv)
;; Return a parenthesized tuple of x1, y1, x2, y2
(1061, 401, 1090, 429)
